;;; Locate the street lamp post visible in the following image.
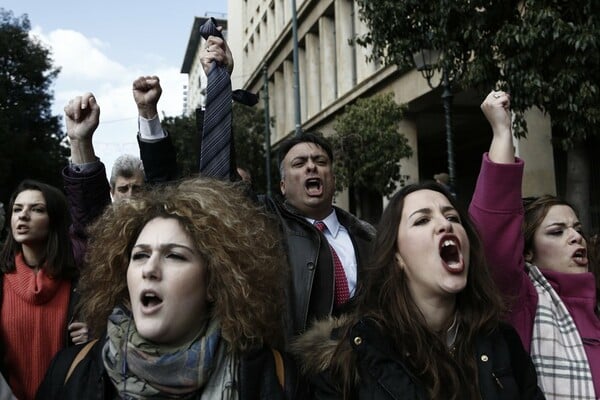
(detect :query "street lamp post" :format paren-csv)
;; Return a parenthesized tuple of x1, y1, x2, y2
(413, 49, 456, 191)
(263, 64, 272, 196)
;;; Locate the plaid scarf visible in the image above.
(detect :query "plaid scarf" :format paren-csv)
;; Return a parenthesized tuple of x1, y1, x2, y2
(527, 263, 596, 399)
(102, 305, 230, 399)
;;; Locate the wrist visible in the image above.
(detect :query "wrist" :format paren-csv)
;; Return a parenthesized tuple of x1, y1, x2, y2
(492, 126, 511, 138)
(138, 105, 158, 120)
(69, 137, 96, 164)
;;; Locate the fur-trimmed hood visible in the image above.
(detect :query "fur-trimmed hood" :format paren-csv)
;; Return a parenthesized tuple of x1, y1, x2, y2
(289, 315, 352, 376)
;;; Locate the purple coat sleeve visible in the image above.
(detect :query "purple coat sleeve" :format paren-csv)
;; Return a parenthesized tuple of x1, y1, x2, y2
(63, 163, 111, 268)
(468, 153, 538, 351)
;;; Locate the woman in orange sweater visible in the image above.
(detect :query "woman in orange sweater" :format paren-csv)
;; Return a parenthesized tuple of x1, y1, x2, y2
(0, 180, 86, 400)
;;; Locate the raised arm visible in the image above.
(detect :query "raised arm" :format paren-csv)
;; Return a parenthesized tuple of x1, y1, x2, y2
(64, 93, 100, 164)
(197, 19, 237, 180)
(480, 90, 514, 164)
(133, 75, 178, 183)
(62, 93, 111, 264)
(200, 32, 234, 76)
(63, 93, 109, 344)
(469, 91, 532, 303)
(133, 75, 162, 121)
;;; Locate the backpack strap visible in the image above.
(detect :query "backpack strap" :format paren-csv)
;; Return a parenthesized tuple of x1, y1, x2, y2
(271, 348, 285, 389)
(64, 339, 98, 384)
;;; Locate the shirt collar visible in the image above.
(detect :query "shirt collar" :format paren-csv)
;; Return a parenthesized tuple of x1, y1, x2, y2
(307, 210, 340, 238)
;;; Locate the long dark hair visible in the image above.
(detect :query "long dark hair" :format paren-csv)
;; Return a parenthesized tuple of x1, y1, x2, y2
(0, 180, 76, 278)
(335, 181, 504, 399)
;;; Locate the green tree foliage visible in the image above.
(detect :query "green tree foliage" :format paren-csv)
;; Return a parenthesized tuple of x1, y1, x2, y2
(331, 93, 412, 197)
(354, 0, 520, 88)
(160, 112, 198, 178)
(231, 102, 272, 194)
(495, 1, 600, 147)
(495, 1, 600, 231)
(354, 0, 600, 145)
(161, 102, 273, 193)
(355, 0, 600, 230)
(0, 9, 66, 202)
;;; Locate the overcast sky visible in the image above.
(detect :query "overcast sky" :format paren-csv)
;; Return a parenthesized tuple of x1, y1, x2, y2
(3, 1, 227, 175)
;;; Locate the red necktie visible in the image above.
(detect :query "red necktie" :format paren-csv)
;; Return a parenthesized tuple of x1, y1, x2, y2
(314, 221, 350, 306)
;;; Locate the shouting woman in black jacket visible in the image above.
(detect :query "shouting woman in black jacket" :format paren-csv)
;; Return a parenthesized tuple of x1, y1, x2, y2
(293, 182, 545, 400)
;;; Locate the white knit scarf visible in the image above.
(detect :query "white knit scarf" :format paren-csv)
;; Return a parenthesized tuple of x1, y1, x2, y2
(527, 263, 596, 399)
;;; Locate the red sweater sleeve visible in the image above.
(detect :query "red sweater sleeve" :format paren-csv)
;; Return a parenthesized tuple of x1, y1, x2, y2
(468, 153, 538, 350)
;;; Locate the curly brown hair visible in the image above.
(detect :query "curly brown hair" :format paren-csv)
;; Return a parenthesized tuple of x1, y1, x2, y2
(78, 177, 287, 351)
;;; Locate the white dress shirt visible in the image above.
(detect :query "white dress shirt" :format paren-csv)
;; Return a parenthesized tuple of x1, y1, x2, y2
(138, 114, 167, 141)
(307, 210, 358, 297)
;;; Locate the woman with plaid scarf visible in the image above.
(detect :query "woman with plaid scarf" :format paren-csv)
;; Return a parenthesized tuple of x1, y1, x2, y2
(470, 90, 600, 399)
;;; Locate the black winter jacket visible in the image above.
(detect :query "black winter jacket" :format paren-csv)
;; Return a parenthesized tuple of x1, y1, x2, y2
(294, 317, 546, 400)
(265, 199, 375, 338)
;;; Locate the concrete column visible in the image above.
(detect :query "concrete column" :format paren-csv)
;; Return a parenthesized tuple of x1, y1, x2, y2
(268, 76, 277, 143)
(275, 0, 285, 31)
(284, 60, 295, 134)
(517, 108, 556, 196)
(268, 5, 276, 43)
(273, 69, 285, 140)
(283, 0, 291, 26)
(382, 118, 419, 209)
(334, 188, 350, 211)
(305, 32, 321, 118)
(354, 6, 377, 83)
(299, 46, 308, 122)
(259, 24, 265, 57)
(249, 38, 256, 75)
(319, 16, 337, 107)
(335, 0, 355, 95)
(228, 3, 246, 91)
(242, 1, 248, 27)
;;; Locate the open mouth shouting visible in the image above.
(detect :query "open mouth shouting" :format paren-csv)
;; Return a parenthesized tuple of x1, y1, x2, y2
(140, 289, 163, 314)
(572, 247, 588, 267)
(305, 177, 323, 196)
(439, 235, 465, 274)
(15, 224, 29, 234)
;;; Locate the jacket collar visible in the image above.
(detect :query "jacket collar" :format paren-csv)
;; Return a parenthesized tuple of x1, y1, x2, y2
(281, 200, 376, 239)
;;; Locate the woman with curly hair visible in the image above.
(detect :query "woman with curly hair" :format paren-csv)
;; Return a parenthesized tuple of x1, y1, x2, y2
(292, 181, 544, 399)
(470, 91, 600, 399)
(36, 177, 298, 399)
